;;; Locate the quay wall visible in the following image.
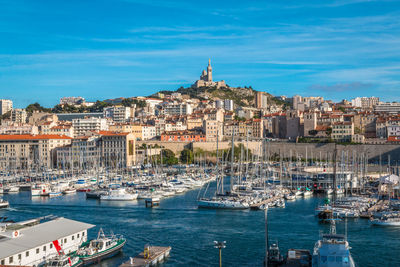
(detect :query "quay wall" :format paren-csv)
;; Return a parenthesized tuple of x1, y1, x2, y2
(137, 141, 400, 162)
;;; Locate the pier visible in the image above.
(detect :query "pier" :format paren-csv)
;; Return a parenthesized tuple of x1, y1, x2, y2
(119, 246, 171, 267)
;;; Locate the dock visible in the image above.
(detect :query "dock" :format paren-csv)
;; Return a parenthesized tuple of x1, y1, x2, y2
(119, 246, 171, 267)
(250, 196, 282, 210)
(145, 197, 160, 208)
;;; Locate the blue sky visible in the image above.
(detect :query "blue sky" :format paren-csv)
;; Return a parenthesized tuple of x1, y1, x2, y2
(1, 0, 400, 108)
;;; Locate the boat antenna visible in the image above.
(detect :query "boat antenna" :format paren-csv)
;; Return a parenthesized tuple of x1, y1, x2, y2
(265, 206, 269, 267)
(333, 143, 338, 203)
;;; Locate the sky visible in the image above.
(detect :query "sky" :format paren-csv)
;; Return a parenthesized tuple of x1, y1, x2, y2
(1, 0, 400, 108)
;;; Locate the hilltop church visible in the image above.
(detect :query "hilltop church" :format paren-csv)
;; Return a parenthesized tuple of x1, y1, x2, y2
(192, 59, 226, 89)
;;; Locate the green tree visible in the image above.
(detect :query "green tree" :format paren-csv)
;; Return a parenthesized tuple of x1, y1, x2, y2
(180, 149, 194, 164)
(26, 102, 51, 113)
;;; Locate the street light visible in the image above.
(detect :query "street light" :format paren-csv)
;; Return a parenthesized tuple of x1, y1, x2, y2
(214, 241, 226, 267)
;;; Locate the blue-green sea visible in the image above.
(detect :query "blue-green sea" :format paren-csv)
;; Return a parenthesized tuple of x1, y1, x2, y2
(1, 181, 399, 266)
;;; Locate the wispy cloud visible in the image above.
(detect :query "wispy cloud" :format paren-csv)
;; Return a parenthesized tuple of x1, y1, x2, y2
(309, 82, 374, 92)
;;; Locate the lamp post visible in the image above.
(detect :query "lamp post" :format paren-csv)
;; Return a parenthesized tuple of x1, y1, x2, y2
(214, 241, 226, 267)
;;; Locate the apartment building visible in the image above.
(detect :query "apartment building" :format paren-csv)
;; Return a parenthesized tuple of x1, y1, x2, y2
(11, 109, 27, 124)
(203, 119, 223, 142)
(164, 103, 193, 116)
(331, 122, 354, 142)
(103, 105, 133, 122)
(161, 130, 206, 142)
(0, 99, 13, 115)
(72, 117, 108, 137)
(0, 134, 72, 170)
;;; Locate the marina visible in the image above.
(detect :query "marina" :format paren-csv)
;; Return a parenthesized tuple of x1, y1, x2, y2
(1, 176, 400, 266)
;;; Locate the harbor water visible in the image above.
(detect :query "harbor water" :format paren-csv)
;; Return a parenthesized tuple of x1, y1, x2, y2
(1, 181, 400, 266)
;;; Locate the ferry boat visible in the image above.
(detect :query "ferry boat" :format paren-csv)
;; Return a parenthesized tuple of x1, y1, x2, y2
(100, 188, 138, 201)
(75, 229, 126, 265)
(44, 254, 82, 267)
(32, 184, 50, 197)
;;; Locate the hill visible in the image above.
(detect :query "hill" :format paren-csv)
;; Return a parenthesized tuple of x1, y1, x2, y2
(156, 85, 285, 108)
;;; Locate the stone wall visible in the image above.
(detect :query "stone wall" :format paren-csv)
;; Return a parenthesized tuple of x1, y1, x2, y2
(137, 140, 400, 162)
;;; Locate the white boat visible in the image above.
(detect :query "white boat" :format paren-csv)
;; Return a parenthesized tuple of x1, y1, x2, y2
(295, 190, 303, 197)
(303, 190, 313, 197)
(5, 186, 19, 193)
(0, 187, 3, 194)
(284, 193, 296, 200)
(100, 188, 138, 201)
(44, 254, 82, 267)
(326, 188, 334, 195)
(198, 198, 249, 209)
(31, 184, 49, 196)
(0, 198, 9, 209)
(371, 217, 400, 226)
(48, 191, 62, 197)
(63, 188, 77, 194)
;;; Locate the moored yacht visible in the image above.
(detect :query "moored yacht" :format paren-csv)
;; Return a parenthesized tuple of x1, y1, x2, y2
(44, 254, 82, 267)
(0, 198, 9, 209)
(198, 197, 249, 209)
(312, 221, 355, 267)
(100, 187, 138, 201)
(75, 228, 126, 265)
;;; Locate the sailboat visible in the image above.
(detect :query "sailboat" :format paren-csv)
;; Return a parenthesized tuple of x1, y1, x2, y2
(198, 129, 249, 210)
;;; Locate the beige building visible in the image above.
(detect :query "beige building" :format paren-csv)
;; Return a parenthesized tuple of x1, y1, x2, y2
(0, 134, 72, 170)
(203, 119, 223, 141)
(72, 117, 108, 137)
(332, 122, 354, 142)
(255, 91, 268, 109)
(192, 59, 226, 89)
(98, 131, 136, 167)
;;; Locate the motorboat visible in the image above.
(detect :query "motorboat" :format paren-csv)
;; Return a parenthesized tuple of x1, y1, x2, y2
(284, 193, 296, 200)
(45, 254, 82, 267)
(312, 220, 355, 267)
(371, 216, 400, 226)
(76, 228, 126, 265)
(5, 186, 19, 193)
(62, 188, 77, 194)
(100, 188, 138, 201)
(0, 198, 9, 209)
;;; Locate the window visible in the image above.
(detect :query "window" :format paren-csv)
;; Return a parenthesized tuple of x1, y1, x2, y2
(77, 233, 80, 238)
(72, 235, 75, 240)
(50, 243, 53, 249)
(18, 254, 21, 260)
(36, 248, 40, 254)
(43, 246, 46, 251)
(82, 232, 85, 236)
(9, 256, 13, 263)
(64, 238, 67, 243)
(26, 251, 29, 257)
(1, 259, 4, 265)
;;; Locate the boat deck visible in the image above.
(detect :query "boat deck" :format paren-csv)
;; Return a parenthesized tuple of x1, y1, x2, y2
(119, 246, 171, 267)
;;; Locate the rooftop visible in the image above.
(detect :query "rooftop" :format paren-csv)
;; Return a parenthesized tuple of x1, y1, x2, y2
(0, 217, 94, 259)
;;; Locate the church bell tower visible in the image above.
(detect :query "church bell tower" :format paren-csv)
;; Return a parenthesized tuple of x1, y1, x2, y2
(207, 58, 212, 82)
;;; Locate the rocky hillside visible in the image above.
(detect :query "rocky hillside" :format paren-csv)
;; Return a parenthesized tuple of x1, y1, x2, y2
(157, 85, 284, 108)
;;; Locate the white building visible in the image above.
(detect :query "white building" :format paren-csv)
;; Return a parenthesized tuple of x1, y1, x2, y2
(141, 125, 157, 140)
(0, 99, 13, 115)
(164, 103, 193, 116)
(60, 96, 85, 105)
(11, 109, 27, 124)
(72, 117, 108, 137)
(387, 125, 400, 137)
(103, 106, 131, 122)
(375, 102, 400, 114)
(223, 99, 234, 111)
(0, 217, 94, 266)
(352, 97, 379, 109)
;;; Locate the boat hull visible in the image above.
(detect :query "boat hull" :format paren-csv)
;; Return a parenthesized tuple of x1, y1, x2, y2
(198, 200, 248, 210)
(80, 239, 126, 266)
